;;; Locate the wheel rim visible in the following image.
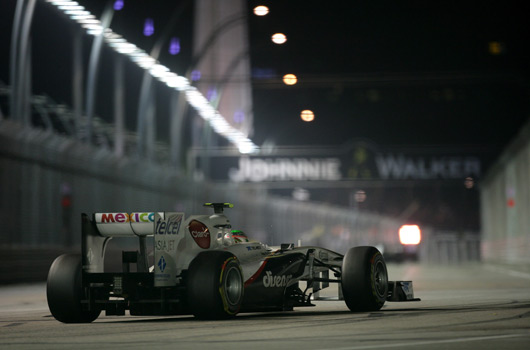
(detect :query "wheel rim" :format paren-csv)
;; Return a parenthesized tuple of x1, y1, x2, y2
(374, 260, 388, 298)
(224, 266, 242, 306)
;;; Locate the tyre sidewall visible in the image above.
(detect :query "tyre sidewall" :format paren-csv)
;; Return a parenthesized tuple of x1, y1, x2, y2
(187, 251, 244, 319)
(218, 257, 244, 314)
(341, 246, 388, 312)
(46, 254, 100, 323)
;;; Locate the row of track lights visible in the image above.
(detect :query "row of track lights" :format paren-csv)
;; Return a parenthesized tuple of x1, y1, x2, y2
(46, 0, 259, 154)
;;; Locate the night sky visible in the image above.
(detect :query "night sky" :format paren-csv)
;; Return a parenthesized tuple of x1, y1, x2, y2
(248, 1, 529, 150)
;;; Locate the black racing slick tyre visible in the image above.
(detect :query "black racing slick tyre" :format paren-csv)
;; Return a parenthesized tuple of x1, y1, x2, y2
(47, 254, 100, 323)
(187, 251, 244, 319)
(341, 246, 388, 312)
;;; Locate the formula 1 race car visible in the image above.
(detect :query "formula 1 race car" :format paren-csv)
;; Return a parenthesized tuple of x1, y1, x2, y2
(47, 203, 420, 323)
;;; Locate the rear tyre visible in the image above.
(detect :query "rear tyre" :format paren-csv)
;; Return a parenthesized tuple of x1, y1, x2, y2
(187, 251, 244, 319)
(341, 246, 388, 312)
(47, 254, 100, 323)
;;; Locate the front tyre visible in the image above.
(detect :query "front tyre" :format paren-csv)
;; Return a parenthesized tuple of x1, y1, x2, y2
(341, 246, 388, 312)
(187, 251, 244, 319)
(47, 254, 100, 323)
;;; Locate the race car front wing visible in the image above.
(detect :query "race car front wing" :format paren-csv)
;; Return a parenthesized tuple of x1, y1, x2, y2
(386, 281, 421, 302)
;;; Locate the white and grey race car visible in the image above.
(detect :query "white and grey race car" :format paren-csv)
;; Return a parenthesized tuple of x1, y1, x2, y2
(47, 203, 419, 322)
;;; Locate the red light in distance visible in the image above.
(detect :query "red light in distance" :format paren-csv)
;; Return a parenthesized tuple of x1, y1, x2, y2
(399, 225, 421, 245)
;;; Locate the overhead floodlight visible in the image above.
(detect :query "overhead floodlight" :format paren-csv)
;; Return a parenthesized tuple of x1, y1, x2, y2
(118, 42, 136, 51)
(128, 50, 147, 58)
(253, 6, 269, 16)
(163, 75, 189, 90)
(199, 106, 216, 121)
(238, 141, 257, 154)
(283, 73, 297, 85)
(107, 39, 127, 47)
(104, 31, 122, 40)
(70, 14, 95, 20)
(300, 110, 315, 122)
(75, 16, 97, 21)
(58, 5, 84, 10)
(186, 88, 205, 104)
(64, 10, 90, 16)
(149, 64, 169, 78)
(87, 29, 104, 36)
(272, 33, 287, 44)
(133, 56, 155, 66)
(82, 24, 104, 34)
(47, 1, 79, 5)
(157, 71, 177, 82)
(211, 116, 231, 133)
(77, 19, 99, 24)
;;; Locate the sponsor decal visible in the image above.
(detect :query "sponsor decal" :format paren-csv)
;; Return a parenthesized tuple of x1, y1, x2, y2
(374, 155, 481, 180)
(154, 213, 183, 287)
(246, 246, 261, 251)
(155, 216, 181, 235)
(155, 215, 182, 251)
(262, 271, 292, 288)
(97, 212, 155, 223)
(188, 220, 210, 249)
(156, 239, 176, 251)
(229, 157, 341, 182)
(158, 255, 167, 273)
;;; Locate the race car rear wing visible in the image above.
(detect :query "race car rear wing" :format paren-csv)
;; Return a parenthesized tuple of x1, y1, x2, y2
(81, 212, 161, 275)
(82, 211, 190, 288)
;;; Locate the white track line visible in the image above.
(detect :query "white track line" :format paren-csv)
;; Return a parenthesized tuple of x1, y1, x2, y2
(323, 333, 528, 350)
(484, 264, 530, 280)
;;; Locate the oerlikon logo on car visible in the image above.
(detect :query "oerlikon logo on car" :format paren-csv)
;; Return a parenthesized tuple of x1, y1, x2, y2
(188, 220, 210, 249)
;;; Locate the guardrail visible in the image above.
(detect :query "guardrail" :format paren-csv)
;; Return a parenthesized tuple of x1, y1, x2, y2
(420, 232, 481, 264)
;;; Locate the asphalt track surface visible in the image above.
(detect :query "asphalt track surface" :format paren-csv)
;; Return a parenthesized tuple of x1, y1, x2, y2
(1, 263, 529, 350)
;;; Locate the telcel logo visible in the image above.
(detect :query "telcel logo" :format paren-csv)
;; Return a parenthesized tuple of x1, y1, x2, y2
(98, 212, 155, 223)
(156, 217, 180, 235)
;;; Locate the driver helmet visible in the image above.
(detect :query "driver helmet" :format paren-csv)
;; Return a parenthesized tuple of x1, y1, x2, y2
(231, 230, 249, 243)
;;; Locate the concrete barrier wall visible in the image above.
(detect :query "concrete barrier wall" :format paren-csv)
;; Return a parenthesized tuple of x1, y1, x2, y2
(480, 120, 530, 265)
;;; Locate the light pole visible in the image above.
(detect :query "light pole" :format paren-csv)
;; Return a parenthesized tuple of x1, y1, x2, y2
(136, 0, 192, 161)
(10, 0, 37, 126)
(85, 1, 114, 145)
(9, 0, 24, 121)
(72, 27, 83, 140)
